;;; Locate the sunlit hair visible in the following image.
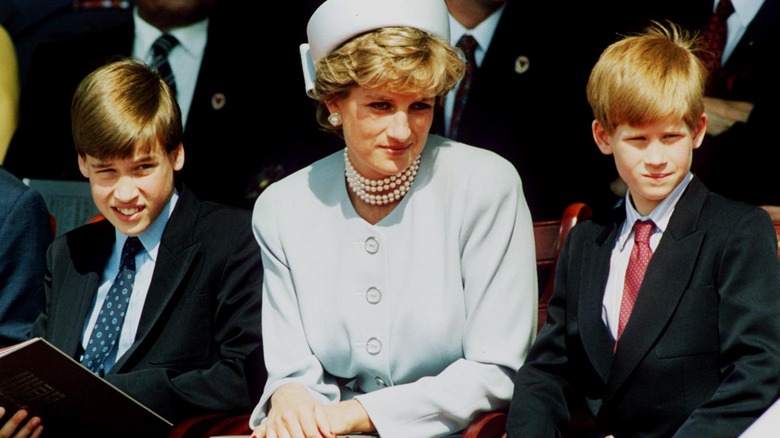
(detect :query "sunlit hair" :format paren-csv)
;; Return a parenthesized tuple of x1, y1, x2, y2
(71, 57, 182, 159)
(586, 20, 706, 134)
(312, 26, 465, 132)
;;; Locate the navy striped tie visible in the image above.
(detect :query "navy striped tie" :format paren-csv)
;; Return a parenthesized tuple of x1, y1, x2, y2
(150, 34, 179, 95)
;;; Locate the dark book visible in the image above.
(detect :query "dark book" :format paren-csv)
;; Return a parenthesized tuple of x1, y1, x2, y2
(0, 337, 172, 436)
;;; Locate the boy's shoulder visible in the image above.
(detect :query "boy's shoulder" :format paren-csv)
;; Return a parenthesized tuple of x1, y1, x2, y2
(171, 188, 253, 237)
(191, 201, 252, 231)
(697, 190, 772, 228)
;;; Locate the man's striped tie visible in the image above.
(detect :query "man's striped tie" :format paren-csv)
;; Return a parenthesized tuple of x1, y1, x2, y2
(150, 34, 179, 95)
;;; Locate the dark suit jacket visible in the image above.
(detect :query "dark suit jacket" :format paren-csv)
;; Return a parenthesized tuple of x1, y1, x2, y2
(507, 177, 780, 438)
(431, 1, 618, 220)
(0, 167, 52, 347)
(31, 186, 265, 432)
(4, 4, 280, 209)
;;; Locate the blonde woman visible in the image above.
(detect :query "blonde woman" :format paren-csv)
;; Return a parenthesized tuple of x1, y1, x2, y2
(0, 25, 19, 163)
(249, 0, 538, 437)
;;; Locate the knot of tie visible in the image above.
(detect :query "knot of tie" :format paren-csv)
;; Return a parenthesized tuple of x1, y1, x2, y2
(633, 220, 654, 244)
(150, 34, 179, 94)
(712, 0, 735, 26)
(120, 236, 143, 272)
(456, 34, 478, 58)
(151, 33, 179, 59)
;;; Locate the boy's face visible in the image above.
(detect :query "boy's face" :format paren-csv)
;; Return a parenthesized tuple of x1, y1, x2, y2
(78, 142, 185, 236)
(592, 115, 706, 216)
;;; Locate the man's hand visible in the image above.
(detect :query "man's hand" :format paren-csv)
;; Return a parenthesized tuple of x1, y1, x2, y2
(703, 97, 753, 136)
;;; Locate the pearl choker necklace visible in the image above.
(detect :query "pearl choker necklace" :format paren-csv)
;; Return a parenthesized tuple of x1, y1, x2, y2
(344, 150, 421, 206)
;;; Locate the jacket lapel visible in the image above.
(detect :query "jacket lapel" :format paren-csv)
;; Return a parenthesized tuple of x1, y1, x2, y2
(54, 221, 116, 357)
(723, 0, 778, 71)
(606, 178, 709, 397)
(580, 220, 620, 384)
(112, 187, 202, 372)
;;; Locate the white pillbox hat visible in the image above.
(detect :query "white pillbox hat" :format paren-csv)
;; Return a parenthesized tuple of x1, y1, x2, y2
(300, 0, 451, 97)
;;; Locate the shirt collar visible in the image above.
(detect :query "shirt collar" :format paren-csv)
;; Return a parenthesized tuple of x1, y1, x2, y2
(133, 7, 209, 60)
(726, 0, 763, 27)
(448, 3, 506, 60)
(114, 189, 179, 263)
(617, 172, 693, 250)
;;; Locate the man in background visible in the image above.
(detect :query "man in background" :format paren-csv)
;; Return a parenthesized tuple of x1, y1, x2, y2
(434, 0, 617, 220)
(4, 0, 284, 209)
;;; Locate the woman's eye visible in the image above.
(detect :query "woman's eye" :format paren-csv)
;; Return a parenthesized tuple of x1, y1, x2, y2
(370, 102, 392, 110)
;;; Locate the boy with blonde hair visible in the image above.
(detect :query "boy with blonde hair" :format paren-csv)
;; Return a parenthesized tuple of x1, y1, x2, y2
(0, 58, 265, 436)
(506, 21, 780, 437)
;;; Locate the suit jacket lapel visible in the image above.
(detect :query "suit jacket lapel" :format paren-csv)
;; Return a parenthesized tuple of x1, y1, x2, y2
(113, 187, 202, 371)
(580, 220, 620, 384)
(606, 178, 709, 397)
(719, 0, 778, 96)
(724, 0, 778, 70)
(53, 221, 116, 357)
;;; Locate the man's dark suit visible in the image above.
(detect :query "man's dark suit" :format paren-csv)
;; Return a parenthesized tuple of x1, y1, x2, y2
(31, 186, 265, 431)
(0, 167, 52, 347)
(506, 177, 780, 437)
(4, 4, 277, 209)
(432, 1, 617, 221)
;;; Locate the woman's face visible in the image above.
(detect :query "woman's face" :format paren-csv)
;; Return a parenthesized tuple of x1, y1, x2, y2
(328, 85, 435, 179)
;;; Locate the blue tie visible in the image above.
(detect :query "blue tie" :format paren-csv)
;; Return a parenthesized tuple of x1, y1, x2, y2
(81, 236, 143, 376)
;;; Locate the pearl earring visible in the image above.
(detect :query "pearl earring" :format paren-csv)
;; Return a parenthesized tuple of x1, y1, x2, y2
(328, 112, 342, 127)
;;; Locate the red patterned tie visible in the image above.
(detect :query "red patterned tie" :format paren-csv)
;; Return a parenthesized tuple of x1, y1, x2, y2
(698, 0, 735, 95)
(449, 34, 478, 140)
(617, 220, 655, 342)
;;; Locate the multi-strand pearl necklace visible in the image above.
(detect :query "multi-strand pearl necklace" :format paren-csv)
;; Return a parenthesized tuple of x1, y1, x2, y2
(344, 150, 421, 206)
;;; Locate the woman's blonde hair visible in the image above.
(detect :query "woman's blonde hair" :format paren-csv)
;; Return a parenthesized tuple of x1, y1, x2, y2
(312, 26, 464, 132)
(586, 20, 706, 134)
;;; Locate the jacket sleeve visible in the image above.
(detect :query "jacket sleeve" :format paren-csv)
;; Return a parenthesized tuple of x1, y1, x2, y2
(673, 208, 780, 436)
(0, 184, 51, 346)
(506, 224, 581, 438)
